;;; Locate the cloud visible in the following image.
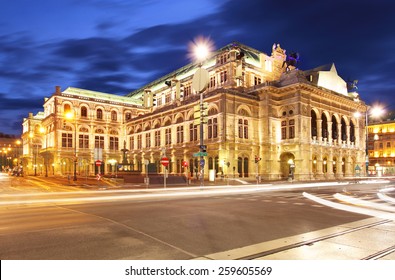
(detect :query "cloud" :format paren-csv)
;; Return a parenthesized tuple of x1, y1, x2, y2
(0, 93, 43, 111)
(2, 0, 395, 136)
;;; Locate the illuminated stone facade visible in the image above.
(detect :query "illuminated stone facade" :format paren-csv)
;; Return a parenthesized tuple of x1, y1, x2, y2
(21, 42, 368, 180)
(367, 120, 395, 176)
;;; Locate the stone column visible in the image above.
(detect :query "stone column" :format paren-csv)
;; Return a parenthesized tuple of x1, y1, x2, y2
(327, 121, 332, 144)
(346, 125, 351, 145)
(337, 125, 342, 145)
(317, 119, 322, 142)
(326, 153, 335, 179)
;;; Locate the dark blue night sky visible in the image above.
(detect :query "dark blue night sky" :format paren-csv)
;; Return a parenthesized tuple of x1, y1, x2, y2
(1, 0, 394, 135)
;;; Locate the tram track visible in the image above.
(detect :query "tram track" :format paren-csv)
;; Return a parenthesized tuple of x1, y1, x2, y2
(237, 219, 394, 260)
(362, 245, 395, 260)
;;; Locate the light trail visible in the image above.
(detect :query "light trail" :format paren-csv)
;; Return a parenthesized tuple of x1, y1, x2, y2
(0, 181, 351, 199)
(0, 182, 348, 206)
(378, 193, 395, 205)
(334, 193, 395, 213)
(303, 192, 395, 220)
(0, 180, 388, 207)
(0, 185, 272, 206)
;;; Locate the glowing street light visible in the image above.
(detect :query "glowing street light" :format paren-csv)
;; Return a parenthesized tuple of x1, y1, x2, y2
(188, 36, 214, 63)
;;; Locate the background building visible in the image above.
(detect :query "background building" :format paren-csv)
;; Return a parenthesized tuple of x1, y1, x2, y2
(0, 133, 22, 172)
(21, 42, 368, 180)
(367, 118, 395, 176)
(21, 86, 143, 177)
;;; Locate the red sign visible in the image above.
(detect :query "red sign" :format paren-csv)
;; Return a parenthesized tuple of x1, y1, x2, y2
(161, 157, 169, 167)
(182, 160, 188, 167)
(95, 160, 102, 166)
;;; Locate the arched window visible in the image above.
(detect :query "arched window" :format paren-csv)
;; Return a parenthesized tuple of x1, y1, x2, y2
(97, 109, 103, 120)
(321, 114, 328, 138)
(341, 118, 347, 141)
(111, 110, 117, 121)
(332, 115, 338, 140)
(81, 106, 88, 118)
(64, 104, 71, 114)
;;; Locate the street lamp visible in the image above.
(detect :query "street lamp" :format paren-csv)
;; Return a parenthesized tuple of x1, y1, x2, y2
(189, 36, 214, 187)
(355, 105, 384, 176)
(28, 132, 38, 176)
(15, 140, 21, 166)
(39, 126, 49, 177)
(65, 110, 78, 181)
(108, 159, 117, 177)
(288, 158, 295, 181)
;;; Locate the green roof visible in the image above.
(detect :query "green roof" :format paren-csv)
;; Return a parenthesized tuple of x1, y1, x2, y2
(63, 87, 142, 105)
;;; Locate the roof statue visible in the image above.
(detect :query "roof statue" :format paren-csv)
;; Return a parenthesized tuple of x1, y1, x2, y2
(347, 79, 359, 92)
(282, 51, 300, 72)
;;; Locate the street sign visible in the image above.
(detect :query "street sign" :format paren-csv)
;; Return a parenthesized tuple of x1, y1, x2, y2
(200, 159, 205, 167)
(193, 152, 208, 157)
(161, 157, 169, 167)
(95, 160, 102, 166)
(192, 68, 209, 93)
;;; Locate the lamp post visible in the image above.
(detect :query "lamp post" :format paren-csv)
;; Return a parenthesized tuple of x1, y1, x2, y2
(190, 37, 213, 187)
(28, 132, 38, 176)
(355, 105, 384, 177)
(15, 140, 21, 167)
(65, 110, 78, 181)
(288, 158, 295, 181)
(39, 126, 49, 177)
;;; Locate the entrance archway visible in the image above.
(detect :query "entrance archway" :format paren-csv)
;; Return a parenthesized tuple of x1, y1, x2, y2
(280, 152, 295, 179)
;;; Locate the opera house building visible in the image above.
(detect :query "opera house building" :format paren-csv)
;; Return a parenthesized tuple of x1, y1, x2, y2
(21, 42, 367, 181)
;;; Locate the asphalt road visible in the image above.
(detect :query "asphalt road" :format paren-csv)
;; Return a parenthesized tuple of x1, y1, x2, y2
(1, 174, 395, 260)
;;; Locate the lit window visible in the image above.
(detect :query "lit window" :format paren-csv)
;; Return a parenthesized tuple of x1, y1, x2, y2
(146, 133, 151, 148)
(79, 135, 89, 149)
(109, 137, 119, 150)
(238, 119, 249, 139)
(94, 136, 104, 149)
(62, 133, 72, 148)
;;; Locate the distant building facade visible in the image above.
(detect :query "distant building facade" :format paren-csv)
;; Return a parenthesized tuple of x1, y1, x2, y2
(367, 119, 395, 176)
(0, 133, 22, 172)
(21, 42, 368, 180)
